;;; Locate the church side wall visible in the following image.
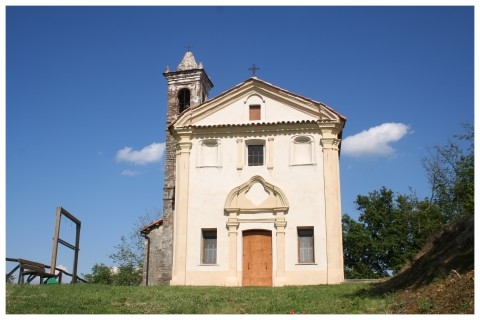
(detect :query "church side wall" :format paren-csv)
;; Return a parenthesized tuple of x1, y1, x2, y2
(142, 226, 163, 285)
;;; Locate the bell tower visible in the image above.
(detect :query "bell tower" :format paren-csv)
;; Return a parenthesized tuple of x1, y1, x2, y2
(158, 50, 213, 284)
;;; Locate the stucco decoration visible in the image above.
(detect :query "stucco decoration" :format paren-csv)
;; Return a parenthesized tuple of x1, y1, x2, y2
(243, 93, 265, 105)
(224, 175, 289, 213)
(245, 182, 270, 205)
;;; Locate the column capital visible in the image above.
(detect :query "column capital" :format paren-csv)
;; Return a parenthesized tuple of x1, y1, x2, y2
(321, 138, 341, 150)
(226, 219, 239, 231)
(227, 211, 239, 232)
(275, 211, 287, 233)
(275, 220, 287, 232)
(174, 129, 193, 154)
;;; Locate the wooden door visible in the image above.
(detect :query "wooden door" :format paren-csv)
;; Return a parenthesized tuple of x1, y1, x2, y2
(243, 230, 272, 286)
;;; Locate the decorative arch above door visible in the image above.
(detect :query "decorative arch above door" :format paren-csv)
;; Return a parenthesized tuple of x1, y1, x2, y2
(224, 176, 289, 287)
(224, 175, 289, 214)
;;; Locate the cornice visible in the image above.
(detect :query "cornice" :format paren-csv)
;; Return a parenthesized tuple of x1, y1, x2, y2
(179, 120, 335, 138)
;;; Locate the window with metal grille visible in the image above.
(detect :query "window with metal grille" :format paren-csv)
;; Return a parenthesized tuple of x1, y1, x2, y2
(247, 144, 264, 166)
(298, 227, 314, 263)
(202, 229, 217, 264)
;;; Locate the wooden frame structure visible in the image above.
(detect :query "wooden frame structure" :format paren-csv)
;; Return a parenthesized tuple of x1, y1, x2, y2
(6, 207, 85, 284)
(50, 207, 81, 283)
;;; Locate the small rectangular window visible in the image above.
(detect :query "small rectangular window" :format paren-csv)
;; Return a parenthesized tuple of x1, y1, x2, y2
(298, 227, 314, 263)
(248, 145, 264, 166)
(249, 105, 261, 120)
(202, 229, 217, 264)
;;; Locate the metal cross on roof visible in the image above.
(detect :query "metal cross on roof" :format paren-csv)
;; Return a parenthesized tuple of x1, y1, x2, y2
(249, 64, 260, 77)
(185, 44, 193, 52)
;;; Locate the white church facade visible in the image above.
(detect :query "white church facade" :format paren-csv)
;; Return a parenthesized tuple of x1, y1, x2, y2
(141, 50, 347, 286)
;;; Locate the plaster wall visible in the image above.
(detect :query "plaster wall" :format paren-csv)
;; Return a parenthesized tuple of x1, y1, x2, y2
(195, 94, 318, 126)
(181, 129, 330, 285)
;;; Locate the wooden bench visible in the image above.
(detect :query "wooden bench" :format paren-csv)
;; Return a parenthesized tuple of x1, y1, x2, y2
(18, 259, 55, 284)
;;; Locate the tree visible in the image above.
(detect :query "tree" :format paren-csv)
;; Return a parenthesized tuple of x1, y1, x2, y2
(343, 187, 444, 279)
(84, 209, 161, 286)
(355, 187, 413, 276)
(107, 209, 161, 286)
(342, 123, 472, 279)
(342, 214, 379, 279)
(83, 263, 113, 284)
(111, 263, 143, 286)
(109, 235, 143, 272)
(403, 189, 444, 251)
(422, 122, 474, 222)
(83, 263, 143, 286)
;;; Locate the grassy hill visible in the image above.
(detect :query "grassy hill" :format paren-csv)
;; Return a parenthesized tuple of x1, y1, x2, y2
(6, 216, 474, 314)
(373, 214, 474, 313)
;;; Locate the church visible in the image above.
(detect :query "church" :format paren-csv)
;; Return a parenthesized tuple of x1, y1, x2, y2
(140, 50, 347, 286)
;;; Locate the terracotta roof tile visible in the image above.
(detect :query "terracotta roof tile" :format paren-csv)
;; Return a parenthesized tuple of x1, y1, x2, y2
(140, 218, 163, 235)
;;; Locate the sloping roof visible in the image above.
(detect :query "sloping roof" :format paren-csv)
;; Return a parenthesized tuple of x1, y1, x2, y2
(140, 218, 163, 235)
(176, 50, 201, 71)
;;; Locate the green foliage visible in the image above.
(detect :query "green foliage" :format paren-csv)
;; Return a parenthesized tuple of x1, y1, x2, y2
(343, 123, 473, 279)
(110, 209, 160, 269)
(418, 298, 434, 313)
(84, 209, 160, 286)
(83, 263, 142, 286)
(109, 235, 143, 271)
(404, 192, 444, 249)
(344, 188, 446, 279)
(422, 122, 474, 222)
(111, 263, 143, 286)
(342, 215, 380, 279)
(83, 263, 113, 284)
(5, 282, 392, 314)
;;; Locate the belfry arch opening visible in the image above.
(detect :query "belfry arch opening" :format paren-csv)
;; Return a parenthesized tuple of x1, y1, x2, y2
(178, 88, 191, 113)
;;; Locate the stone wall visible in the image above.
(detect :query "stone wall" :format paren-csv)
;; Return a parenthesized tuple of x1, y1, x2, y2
(142, 225, 163, 286)
(156, 67, 212, 284)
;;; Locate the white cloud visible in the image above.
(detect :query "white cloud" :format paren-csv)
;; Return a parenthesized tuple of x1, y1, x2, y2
(116, 142, 165, 165)
(342, 123, 411, 157)
(55, 265, 68, 275)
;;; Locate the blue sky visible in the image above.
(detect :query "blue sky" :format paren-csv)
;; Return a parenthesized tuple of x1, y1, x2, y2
(3, 5, 474, 280)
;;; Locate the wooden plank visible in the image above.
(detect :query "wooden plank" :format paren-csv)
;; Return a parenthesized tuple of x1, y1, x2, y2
(18, 259, 54, 279)
(242, 230, 272, 286)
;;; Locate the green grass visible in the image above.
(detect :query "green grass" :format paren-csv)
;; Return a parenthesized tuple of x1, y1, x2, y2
(6, 282, 393, 314)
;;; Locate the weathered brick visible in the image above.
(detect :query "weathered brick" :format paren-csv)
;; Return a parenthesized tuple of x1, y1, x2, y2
(148, 51, 213, 285)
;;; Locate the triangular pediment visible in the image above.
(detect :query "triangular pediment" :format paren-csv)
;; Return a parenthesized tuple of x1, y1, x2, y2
(172, 78, 345, 129)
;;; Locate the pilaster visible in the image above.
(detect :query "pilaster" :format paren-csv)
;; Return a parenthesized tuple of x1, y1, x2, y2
(226, 210, 239, 286)
(170, 131, 192, 285)
(274, 210, 287, 286)
(320, 125, 345, 284)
